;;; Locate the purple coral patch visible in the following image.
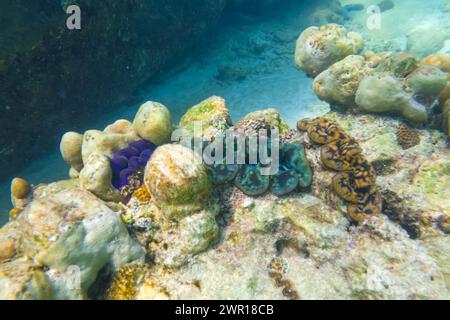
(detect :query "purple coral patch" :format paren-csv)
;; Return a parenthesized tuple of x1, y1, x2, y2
(110, 155, 129, 172)
(129, 140, 156, 152)
(117, 146, 140, 158)
(110, 139, 157, 189)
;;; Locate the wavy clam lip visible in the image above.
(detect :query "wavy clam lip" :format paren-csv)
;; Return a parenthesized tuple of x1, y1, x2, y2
(128, 156, 141, 171)
(129, 139, 157, 153)
(118, 168, 137, 189)
(110, 154, 129, 172)
(117, 146, 140, 159)
(139, 149, 153, 164)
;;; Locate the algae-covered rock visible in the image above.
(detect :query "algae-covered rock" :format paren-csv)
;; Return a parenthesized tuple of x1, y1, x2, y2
(178, 96, 232, 140)
(412, 158, 450, 211)
(0, 222, 22, 264)
(406, 64, 448, 98)
(407, 25, 448, 58)
(0, 188, 143, 300)
(144, 144, 212, 219)
(81, 123, 139, 165)
(238, 108, 289, 134)
(60, 132, 84, 173)
(422, 236, 450, 290)
(154, 209, 219, 268)
(128, 194, 448, 300)
(355, 74, 428, 123)
(0, 258, 53, 300)
(421, 54, 450, 73)
(79, 153, 122, 202)
(313, 55, 372, 106)
(133, 102, 173, 145)
(10, 177, 31, 210)
(375, 52, 420, 78)
(295, 24, 363, 77)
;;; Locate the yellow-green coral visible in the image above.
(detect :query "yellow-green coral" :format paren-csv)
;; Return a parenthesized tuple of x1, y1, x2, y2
(144, 144, 212, 220)
(107, 263, 148, 300)
(179, 96, 232, 139)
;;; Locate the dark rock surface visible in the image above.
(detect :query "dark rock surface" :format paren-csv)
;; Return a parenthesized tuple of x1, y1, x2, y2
(0, 0, 227, 180)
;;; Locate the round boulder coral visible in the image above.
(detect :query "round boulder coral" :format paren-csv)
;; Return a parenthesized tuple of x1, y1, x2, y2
(144, 144, 212, 219)
(295, 24, 363, 77)
(60, 132, 84, 172)
(355, 74, 428, 124)
(10, 177, 31, 201)
(133, 101, 173, 146)
(313, 55, 372, 106)
(178, 96, 232, 141)
(406, 64, 448, 98)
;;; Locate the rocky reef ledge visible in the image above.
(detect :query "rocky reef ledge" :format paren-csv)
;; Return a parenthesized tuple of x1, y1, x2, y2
(1, 95, 448, 300)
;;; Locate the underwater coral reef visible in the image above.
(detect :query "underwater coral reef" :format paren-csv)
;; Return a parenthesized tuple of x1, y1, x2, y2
(0, 0, 449, 301)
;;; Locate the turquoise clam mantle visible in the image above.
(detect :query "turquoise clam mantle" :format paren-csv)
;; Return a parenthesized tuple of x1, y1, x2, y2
(205, 141, 313, 196)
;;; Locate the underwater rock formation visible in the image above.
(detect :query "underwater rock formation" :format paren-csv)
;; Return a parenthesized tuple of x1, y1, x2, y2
(354, 52, 447, 125)
(355, 74, 429, 124)
(80, 152, 123, 202)
(59, 101, 174, 202)
(133, 102, 173, 146)
(297, 24, 448, 129)
(1, 101, 449, 299)
(144, 144, 212, 220)
(0, 187, 143, 299)
(10, 178, 31, 210)
(406, 64, 448, 98)
(120, 193, 449, 300)
(60, 132, 84, 177)
(313, 55, 372, 106)
(295, 24, 363, 77)
(236, 108, 290, 134)
(178, 96, 233, 141)
(0, 0, 227, 180)
(407, 25, 448, 58)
